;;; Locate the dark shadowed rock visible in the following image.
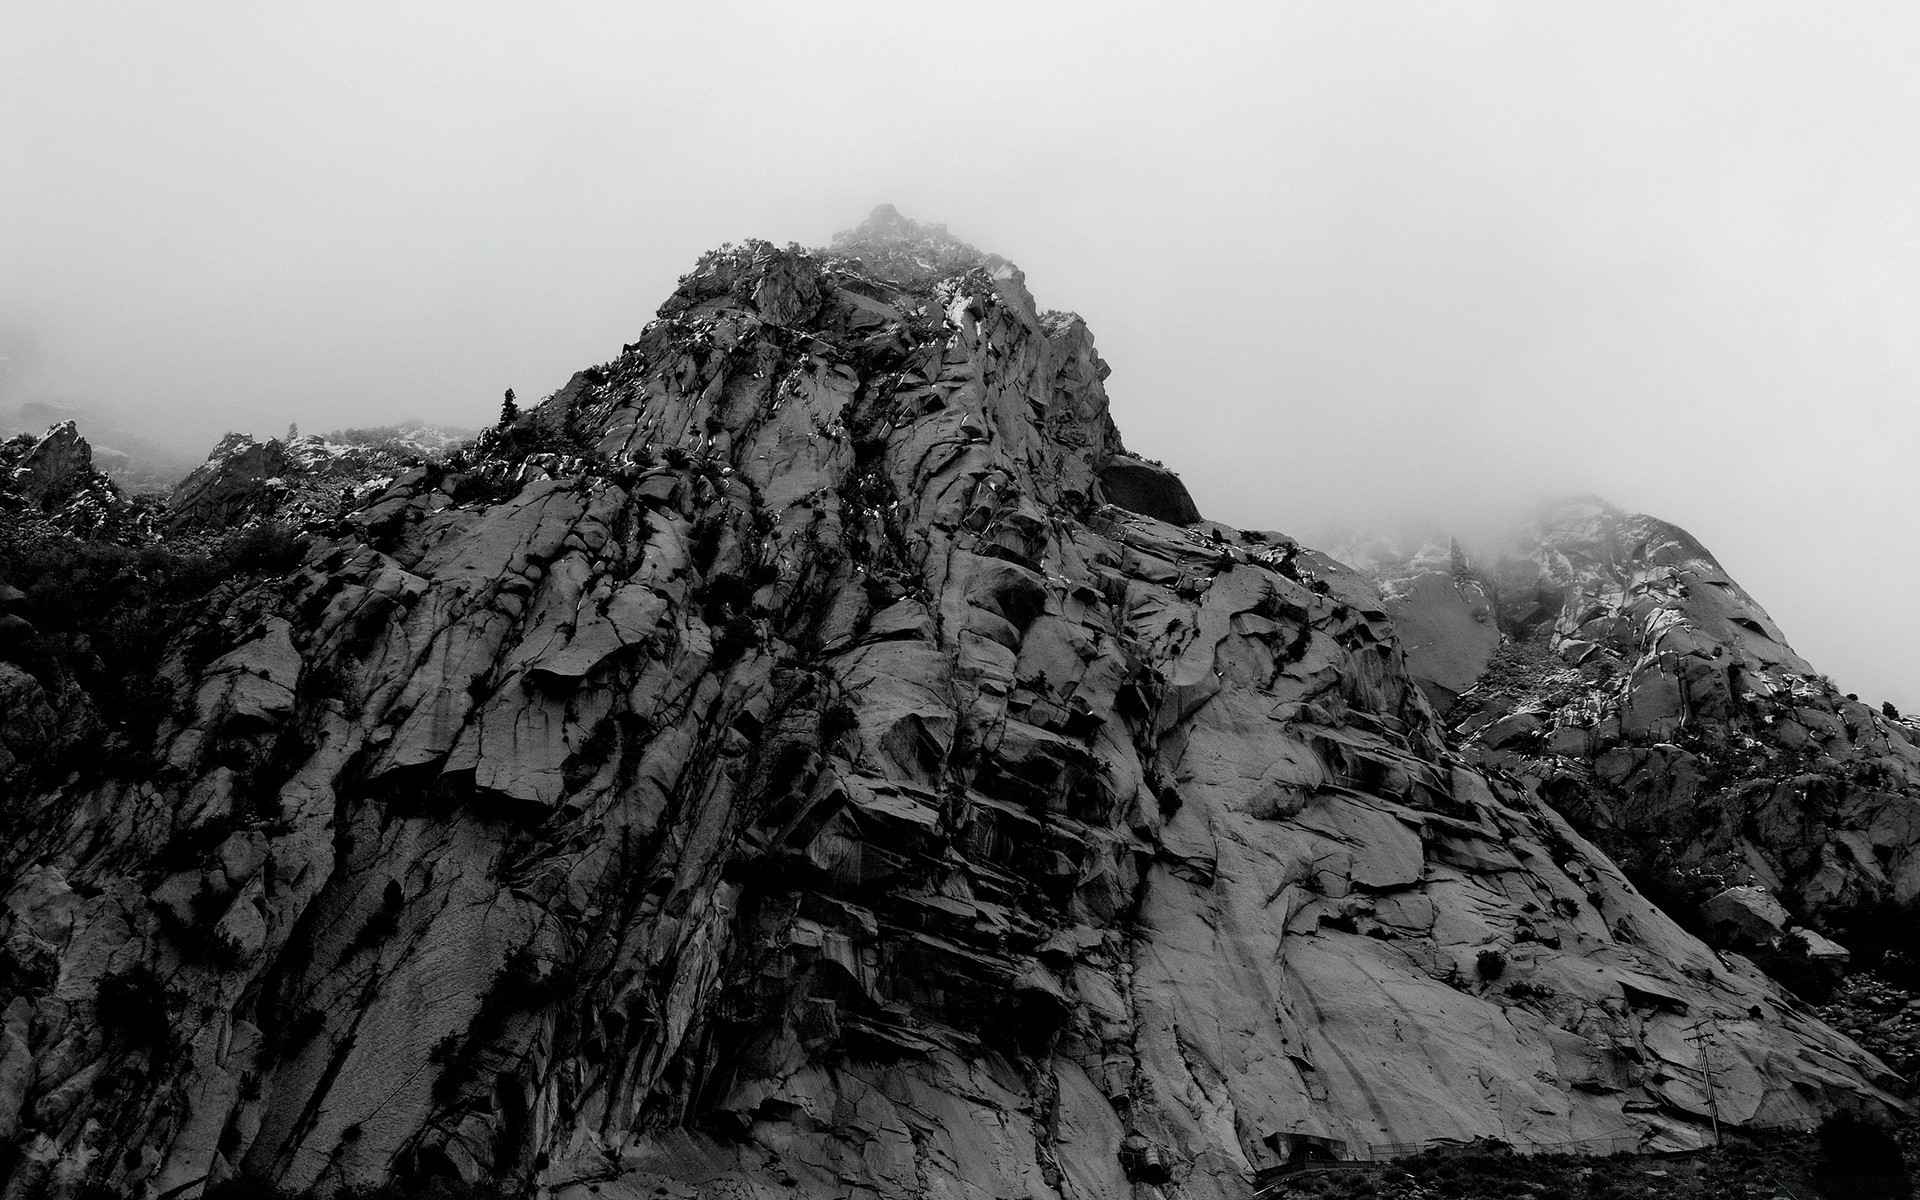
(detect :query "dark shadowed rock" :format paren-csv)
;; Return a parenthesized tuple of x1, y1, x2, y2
(1097, 453, 1202, 524)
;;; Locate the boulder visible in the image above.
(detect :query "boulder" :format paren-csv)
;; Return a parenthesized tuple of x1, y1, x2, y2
(1701, 886, 1792, 944)
(1098, 454, 1202, 524)
(1789, 926, 1852, 967)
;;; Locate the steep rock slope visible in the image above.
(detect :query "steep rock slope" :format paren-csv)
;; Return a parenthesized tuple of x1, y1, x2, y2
(1346, 501, 1920, 921)
(0, 214, 1903, 1200)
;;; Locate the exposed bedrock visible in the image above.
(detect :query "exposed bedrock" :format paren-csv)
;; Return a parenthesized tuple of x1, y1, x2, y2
(1334, 502, 1920, 923)
(0, 212, 1903, 1200)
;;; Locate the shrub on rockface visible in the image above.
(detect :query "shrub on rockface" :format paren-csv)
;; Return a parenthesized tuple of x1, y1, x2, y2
(223, 521, 310, 574)
(1814, 1112, 1910, 1199)
(95, 964, 178, 1059)
(1748, 932, 1836, 1004)
(205, 1174, 525, 1200)
(1825, 897, 1920, 989)
(0, 519, 309, 782)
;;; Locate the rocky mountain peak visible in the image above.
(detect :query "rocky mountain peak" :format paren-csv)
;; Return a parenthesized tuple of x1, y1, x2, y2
(1338, 495, 1920, 923)
(822, 203, 991, 286)
(12, 420, 93, 506)
(0, 419, 146, 541)
(831, 202, 938, 245)
(0, 227, 1911, 1200)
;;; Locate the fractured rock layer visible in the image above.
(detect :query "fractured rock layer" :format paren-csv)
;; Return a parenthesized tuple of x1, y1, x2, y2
(1350, 502, 1920, 918)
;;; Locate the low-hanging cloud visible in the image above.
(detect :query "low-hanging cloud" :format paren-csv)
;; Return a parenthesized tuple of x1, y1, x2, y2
(2, 1, 1915, 710)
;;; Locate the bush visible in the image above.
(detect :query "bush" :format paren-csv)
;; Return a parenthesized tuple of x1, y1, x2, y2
(0, 519, 310, 784)
(1750, 933, 1836, 1003)
(222, 522, 309, 574)
(1476, 949, 1507, 982)
(689, 514, 725, 571)
(710, 612, 759, 666)
(348, 880, 406, 955)
(1825, 896, 1920, 985)
(337, 1179, 524, 1200)
(204, 1173, 298, 1200)
(431, 947, 572, 1106)
(698, 570, 758, 624)
(96, 964, 177, 1057)
(204, 1173, 525, 1200)
(1815, 1112, 1910, 1197)
(821, 700, 860, 743)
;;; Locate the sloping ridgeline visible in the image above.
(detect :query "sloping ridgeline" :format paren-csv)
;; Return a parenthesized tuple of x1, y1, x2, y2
(0, 209, 1903, 1200)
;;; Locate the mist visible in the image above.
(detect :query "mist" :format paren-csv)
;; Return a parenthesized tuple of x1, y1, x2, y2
(4, 2, 1916, 711)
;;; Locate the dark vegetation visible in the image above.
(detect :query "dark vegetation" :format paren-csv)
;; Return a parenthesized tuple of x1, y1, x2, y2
(93, 965, 178, 1060)
(155, 877, 247, 969)
(0, 519, 308, 781)
(1823, 898, 1920, 991)
(347, 880, 406, 956)
(1744, 932, 1836, 1004)
(1607, 827, 1920, 1004)
(1268, 1120, 1909, 1200)
(430, 948, 574, 1107)
(204, 1174, 524, 1200)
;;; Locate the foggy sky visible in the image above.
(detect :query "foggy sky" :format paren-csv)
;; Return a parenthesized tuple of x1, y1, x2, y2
(3, 3, 1917, 711)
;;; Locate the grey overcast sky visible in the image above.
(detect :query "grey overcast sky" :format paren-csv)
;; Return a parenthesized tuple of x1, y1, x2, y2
(3, 3, 1917, 711)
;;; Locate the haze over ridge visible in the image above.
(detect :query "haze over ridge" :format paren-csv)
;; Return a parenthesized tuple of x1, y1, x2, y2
(2, 2, 1915, 710)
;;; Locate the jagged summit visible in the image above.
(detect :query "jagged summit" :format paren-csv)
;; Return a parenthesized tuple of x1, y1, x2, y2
(821, 202, 989, 285)
(830, 202, 940, 245)
(0, 420, 150, 540)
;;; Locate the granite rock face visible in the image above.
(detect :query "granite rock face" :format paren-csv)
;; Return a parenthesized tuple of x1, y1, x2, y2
(0, 214, 1905, 1200)
(1343, 501, 1920, 921)
(1322, 534, 1499, 712)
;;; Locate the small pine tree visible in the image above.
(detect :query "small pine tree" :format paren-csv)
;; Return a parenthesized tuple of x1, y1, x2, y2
(1450, 538, 1471, 583)
(499, 389, 520, 429)
(286, 422, 298, 441)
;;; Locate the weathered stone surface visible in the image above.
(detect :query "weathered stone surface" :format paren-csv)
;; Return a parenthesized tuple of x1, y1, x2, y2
(1407, 500, 1920, 922)
(0, 421, 151, 543)
(11, 422, 93, 508)
(1701, 886, 1791, 944)
(0, 212, 1902, 1200)
(1320, 534, 1499, 713)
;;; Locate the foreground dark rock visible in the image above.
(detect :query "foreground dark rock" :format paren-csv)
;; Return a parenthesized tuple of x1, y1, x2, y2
(0, 212, 1906, 1200)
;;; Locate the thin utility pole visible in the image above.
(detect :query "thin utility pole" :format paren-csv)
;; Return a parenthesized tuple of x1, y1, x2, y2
(1686, 1018, 1722, 1146)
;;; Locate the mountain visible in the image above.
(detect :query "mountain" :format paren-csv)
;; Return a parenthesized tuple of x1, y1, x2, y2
(0, 208, 1910, 1199)
(166, 426, 472, 534)
(1, 402, 202, 497)
(1335, 502, 1920, 926)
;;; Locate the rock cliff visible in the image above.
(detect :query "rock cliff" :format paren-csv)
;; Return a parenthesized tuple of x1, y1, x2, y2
(0, 211, 1906, 1200)
(1341, 502, 1920, 927)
